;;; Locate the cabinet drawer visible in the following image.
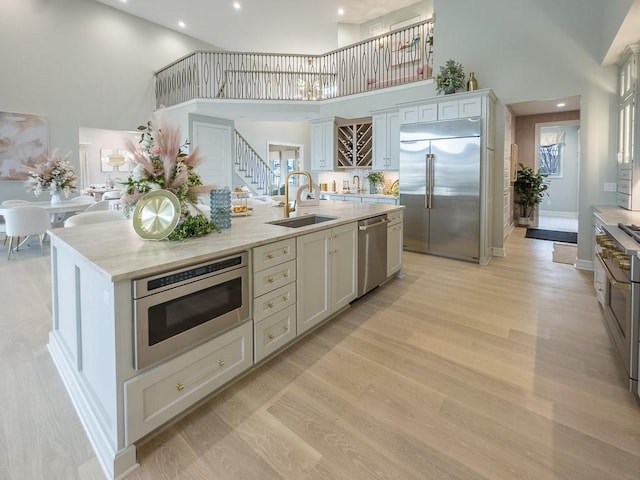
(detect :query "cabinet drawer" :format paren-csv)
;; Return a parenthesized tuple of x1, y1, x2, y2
(459, 97, 482, 117)
(124, 321, 253, 444)
(618, 179, 631, 194)
(254, 304, 296, 362)
(618, 167, 632, 180)
(253, 282, 297, 322)
(387, 210, 403, 225)
(253, 259, 296, 297)
(253, 239, 295, 272)
(618, 192, 632, 209)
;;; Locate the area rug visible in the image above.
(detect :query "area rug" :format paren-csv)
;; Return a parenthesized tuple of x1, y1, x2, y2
(525, 228, 577, 244)
(552, 242, 577, 265)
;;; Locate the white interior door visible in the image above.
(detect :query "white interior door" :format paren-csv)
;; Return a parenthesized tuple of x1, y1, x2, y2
(192, 121, 232, 188)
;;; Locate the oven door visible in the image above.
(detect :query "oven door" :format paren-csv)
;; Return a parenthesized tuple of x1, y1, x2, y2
(134, 266, 250, 370)
(599, 255, 634, 381)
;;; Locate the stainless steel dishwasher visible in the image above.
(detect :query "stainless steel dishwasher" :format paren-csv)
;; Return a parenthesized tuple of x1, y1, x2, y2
(358, 215, 388, 297)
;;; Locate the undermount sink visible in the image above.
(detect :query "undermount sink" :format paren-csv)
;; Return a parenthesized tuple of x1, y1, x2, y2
(267, 214, 338, 228)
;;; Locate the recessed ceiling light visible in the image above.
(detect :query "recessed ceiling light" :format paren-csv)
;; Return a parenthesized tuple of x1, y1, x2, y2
(557, 102, 566, 107)
(233, 2, 241, 9)
(338, 8, 345, 16)
(120, 0, 127, 3)
(178, 21, 186, 28)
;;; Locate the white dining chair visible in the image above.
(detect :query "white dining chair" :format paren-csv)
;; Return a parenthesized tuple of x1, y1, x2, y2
(1, 199, 31, 245)
(4, 206, 51, 260)
(84, 200, 111, 212)
(63, 210, 125, 227)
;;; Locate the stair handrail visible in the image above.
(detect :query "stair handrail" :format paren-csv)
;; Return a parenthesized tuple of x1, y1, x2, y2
(234, 130, 277, 195)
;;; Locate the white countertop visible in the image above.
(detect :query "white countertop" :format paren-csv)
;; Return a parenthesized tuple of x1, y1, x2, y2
(48, 200, 402, 282)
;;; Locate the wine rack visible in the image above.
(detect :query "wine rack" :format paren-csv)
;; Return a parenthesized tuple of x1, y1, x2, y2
(336, 117, 373, 168)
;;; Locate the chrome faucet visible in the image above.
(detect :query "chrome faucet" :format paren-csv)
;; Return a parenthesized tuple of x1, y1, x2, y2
(353, 175, 360, 192)
(284, 170, 313, 217)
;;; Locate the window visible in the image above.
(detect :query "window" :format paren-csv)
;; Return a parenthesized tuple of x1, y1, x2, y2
(539, 143, 562, 177)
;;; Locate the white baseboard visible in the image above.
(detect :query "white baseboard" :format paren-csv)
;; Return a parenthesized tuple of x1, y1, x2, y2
(539, 210, 578, 219)
(575, 258, 593, 271)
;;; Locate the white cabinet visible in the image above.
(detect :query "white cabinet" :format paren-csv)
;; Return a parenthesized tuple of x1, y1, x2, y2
(311, 118, 336, 171)
(387, 210, 403, 277)
(252, 239, 297, 362)
(124, 321, 252, 444)
(372, 110, 400, 170)
(296, 222, 358, 335)
(617, 44, 640, 210)
(399, 91, 484, 124)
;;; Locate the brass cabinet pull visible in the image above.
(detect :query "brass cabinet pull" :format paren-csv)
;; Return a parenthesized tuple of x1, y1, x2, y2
(267, 302, 274, 308)
(218, 359, 225, 367)
(283, 326, 289, 332)
(282, 272, 289, 278)
(268, 333, 275, 340)
(282, 295, 289, 301)
(283, 248, 289, 254)
(267, 253, 274, 259)
(176, 383, 185, 392)
(267, 277, 275, 283)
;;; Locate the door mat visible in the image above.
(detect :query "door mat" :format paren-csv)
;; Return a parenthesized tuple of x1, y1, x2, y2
(525, 228, 577, 244)
(553, 242, 577, 265)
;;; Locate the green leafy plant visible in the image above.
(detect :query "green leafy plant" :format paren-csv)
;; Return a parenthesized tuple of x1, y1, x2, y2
(436, 59, 465, 95)
(513, 163, 549, 219)
(366, 171, 385, 186)
(167, 214, 219, 241)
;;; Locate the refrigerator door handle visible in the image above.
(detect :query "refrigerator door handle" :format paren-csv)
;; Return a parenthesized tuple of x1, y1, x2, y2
(426, 153, 434, 209)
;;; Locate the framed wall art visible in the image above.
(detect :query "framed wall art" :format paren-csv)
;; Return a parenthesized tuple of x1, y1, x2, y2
(0, 111, 48, 181)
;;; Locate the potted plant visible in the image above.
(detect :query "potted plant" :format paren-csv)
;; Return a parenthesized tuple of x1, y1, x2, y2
(366, 171, 385, 194)
(513, 163, 549, 226)
(436, 59, 465, 95)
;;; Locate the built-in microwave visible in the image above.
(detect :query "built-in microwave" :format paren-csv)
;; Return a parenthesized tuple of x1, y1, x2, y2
(132, 252, 250, 370)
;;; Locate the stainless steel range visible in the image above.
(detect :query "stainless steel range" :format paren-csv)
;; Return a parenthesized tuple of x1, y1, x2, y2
(596, 223, 640, 399)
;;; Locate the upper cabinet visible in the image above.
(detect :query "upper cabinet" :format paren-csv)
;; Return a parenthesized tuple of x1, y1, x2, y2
(310, 118, 336, 171)
(398, 89, 495, 151)
(399, 91, 484, 123)
(617, 44, 640, 210)
(336, 117, 372, 169)
(372, 109, 400, 171)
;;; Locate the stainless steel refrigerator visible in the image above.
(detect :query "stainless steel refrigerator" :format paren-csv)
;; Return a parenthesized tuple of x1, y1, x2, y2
(399, 117, 482, 262)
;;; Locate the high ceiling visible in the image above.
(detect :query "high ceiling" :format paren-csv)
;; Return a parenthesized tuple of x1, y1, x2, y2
(93, 0, 424, 54)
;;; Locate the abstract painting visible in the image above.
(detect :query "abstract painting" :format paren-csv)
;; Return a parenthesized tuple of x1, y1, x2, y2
(0, 111, 48, 181)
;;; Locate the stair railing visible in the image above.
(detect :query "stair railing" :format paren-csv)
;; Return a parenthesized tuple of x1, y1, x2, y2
(234, 131, 277, 195)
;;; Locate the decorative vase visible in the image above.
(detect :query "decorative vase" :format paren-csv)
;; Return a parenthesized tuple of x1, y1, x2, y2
(370, 183, 378, 194)
(50, 190, 62, 205)
(444, 86, 456, 95)
(210, 188, 231, 229)
(467, 72, 478, 91)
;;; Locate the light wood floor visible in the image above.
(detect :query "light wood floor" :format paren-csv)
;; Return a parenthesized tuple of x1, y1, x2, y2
(2, 229, 640, 479)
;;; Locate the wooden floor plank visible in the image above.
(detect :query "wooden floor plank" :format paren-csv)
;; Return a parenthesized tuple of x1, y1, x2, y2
(3, 229, 640, 479)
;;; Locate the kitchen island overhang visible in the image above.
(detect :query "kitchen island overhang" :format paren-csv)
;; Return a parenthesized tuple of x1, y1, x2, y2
(46, 200, 403, 480)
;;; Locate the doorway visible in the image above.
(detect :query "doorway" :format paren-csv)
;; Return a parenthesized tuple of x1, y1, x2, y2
(535, 120, 580, 232)
(508, 96, 581, 234)
(267, 142, 302, 194)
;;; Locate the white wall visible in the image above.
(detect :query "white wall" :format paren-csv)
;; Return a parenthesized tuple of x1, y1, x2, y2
(433, 0, 619, 262)
(234, 120, 311, 172)
(0, 0, 216, 202)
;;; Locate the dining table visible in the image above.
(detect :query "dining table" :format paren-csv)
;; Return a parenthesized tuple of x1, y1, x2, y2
(0, 197, 95, 226)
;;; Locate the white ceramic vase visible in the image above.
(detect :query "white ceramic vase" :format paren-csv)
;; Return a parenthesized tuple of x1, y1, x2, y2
(51, 190, 62, 205)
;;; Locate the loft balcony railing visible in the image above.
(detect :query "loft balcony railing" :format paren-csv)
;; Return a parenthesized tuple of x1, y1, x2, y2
(155, 20, 433, 107)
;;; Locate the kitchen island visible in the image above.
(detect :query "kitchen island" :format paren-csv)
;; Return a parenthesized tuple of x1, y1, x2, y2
(47, 200, 403, 480)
